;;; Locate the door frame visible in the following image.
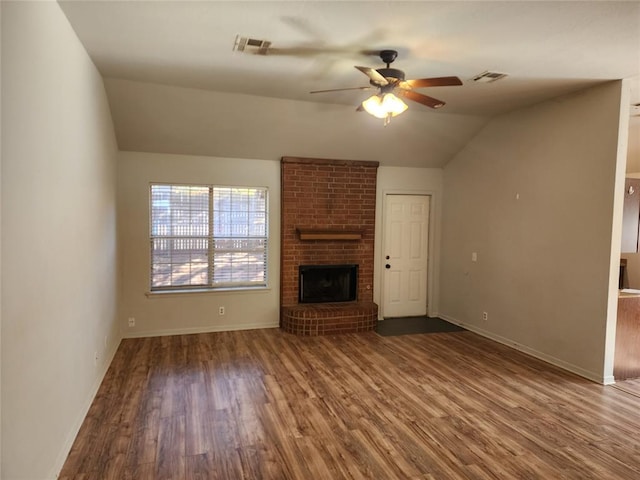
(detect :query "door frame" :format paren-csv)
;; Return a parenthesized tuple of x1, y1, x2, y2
(377, 190, 440, 319)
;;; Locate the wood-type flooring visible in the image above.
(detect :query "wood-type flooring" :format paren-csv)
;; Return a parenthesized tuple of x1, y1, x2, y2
(60, 329, 640, 479)
(613, 377, 640, 398)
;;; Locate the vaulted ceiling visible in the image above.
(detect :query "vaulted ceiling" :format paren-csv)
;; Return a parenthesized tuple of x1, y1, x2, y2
(58, 1, 640, 167)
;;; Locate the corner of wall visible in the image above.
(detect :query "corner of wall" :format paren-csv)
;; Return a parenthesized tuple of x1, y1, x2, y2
(439, 81, 626, 380)
(603, 79, 632, 380)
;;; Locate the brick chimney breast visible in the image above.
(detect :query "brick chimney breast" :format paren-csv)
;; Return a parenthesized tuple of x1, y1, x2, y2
(280, 157, 379, 335)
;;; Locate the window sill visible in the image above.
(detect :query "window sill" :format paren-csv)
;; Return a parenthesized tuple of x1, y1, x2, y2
(145, 286, 271, 298)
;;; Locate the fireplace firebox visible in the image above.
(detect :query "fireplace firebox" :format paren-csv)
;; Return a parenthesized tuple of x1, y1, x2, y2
(299, 264, 358, 303)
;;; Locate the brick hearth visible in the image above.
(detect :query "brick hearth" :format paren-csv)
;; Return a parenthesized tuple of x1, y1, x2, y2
(280, 157, 379, 335)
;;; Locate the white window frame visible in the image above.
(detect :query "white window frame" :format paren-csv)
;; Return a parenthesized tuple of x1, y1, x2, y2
(149, 183, 269, 292)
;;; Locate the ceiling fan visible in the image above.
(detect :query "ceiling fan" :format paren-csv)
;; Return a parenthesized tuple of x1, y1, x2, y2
(310, 49, 462, 125)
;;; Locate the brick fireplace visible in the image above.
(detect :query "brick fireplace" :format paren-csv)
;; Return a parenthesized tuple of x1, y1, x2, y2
(280, 157, 379, 335)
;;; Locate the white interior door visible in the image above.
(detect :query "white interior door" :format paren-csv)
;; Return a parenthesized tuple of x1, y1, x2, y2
(382, 194, 430, 318)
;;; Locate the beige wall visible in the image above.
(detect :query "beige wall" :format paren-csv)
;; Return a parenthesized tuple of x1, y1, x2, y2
(374, 167, 443, 318)
(1, 2, 119, 479)
(118, 152, 280, 337)
(440, 82, 626, 383)
(105, 78, 489, 169)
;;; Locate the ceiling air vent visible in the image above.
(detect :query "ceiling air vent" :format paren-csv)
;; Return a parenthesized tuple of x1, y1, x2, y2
(471, 71, 508, 83)
(233, 35, 271, 55)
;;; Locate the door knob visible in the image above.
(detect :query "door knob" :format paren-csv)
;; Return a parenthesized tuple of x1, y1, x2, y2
(385, 264, 391, 269)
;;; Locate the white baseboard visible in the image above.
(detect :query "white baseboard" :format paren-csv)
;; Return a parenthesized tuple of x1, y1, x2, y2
(439, 314, 607, 385)
(123, 321, 280, 339)
(50, 337, 122, 479)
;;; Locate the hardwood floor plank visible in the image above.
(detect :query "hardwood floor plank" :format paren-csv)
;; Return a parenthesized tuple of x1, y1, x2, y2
(122, 461, 156, 480)
(259, 402, 315, 479)
(61, 329, 640, 479)
(613, 377, 640, 397)
(210, 408, 240, 452)
(184, 453, 211, 480)
(156, 415, 186, 479)
(185, 409, 213, 457)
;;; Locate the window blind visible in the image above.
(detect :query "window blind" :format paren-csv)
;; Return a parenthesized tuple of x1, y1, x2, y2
(150, 184, 268, 290)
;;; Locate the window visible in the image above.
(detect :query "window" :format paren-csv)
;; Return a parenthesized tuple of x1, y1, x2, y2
(150, 184, 268, 291)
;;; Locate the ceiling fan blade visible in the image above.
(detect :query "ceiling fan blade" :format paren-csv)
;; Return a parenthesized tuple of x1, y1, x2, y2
(310, 86, 373, 94)
(355, 66, 389, 86)
(402, 76, 463, 89)
(356, 104, 365, 112)
(398, 89, 446, 109)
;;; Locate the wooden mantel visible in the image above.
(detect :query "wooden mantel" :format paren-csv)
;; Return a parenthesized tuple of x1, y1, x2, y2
(296, 228, 363, 241)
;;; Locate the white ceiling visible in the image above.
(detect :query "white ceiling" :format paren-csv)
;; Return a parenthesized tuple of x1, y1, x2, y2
(58, 1, 640, 165)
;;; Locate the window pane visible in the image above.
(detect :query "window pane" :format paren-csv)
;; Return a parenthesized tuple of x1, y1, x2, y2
(151, 185, 209, 237)
(249, 211, 266, 236)
(212, 238, 267, 285)
(151, 237, 209, 288)
(213, 187, 266, 238)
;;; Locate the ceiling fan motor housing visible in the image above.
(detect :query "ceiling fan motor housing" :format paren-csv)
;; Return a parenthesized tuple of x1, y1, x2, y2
(373, 68, 405, 85)
(375, 49, 404, 85)
(379, 49, 398, 65)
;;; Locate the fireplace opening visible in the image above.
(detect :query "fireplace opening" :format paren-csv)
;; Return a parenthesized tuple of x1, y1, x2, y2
(299, 264, 358, 303)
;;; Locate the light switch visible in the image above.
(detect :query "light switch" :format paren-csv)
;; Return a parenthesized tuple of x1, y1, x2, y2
(472, 252, 478, 262)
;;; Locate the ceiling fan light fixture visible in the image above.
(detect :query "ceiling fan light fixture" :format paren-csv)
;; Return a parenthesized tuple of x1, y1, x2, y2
(361, 93, 408, 119)
(311, 50, 461, 123)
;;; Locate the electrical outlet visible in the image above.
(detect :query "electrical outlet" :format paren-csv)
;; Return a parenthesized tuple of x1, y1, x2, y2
(482, 312, 488, 321)
(219, 306, 225, 316)
(128, 317, 135, 327)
